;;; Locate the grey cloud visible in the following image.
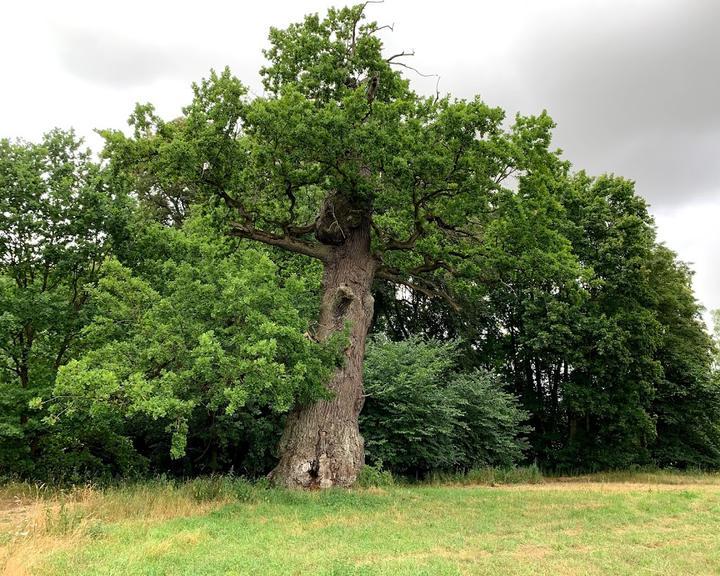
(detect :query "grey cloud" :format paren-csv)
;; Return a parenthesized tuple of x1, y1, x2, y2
(54, 28, 214, 87)
(449, 1, 720, 207)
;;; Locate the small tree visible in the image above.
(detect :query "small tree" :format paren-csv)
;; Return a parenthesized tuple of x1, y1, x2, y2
(103, 4, 561, 487)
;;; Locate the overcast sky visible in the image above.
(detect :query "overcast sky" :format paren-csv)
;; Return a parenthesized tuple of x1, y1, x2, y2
(2, 0, 718, 329)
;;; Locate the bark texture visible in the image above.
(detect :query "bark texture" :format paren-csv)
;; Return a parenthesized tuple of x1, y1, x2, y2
(271, 218, 376, 488)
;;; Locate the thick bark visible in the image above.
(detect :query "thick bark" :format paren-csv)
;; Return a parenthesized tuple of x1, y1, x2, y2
(271, 222, 376, 488)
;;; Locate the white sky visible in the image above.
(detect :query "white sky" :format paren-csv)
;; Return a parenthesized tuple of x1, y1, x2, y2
(2, 0, 718, 330)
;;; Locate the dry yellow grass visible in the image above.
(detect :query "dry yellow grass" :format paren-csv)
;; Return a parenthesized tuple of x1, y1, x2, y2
(0, 481, 234, 576)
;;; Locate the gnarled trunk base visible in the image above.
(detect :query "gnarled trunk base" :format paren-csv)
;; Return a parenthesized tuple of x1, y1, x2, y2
(271, 402, 365, 489)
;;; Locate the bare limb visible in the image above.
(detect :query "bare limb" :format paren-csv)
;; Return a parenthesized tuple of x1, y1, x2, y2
(389, 61, 438, 79)
(367, 23, 394, 35)
(350, 1, 386, 57)
(386, 50, 415, 62)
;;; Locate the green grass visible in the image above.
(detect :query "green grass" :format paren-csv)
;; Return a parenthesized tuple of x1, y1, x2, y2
(3, 471, 720, 575)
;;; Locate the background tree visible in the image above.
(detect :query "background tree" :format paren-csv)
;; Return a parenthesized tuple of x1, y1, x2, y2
(549, 174, 661, 468)
(649, 246, 720, 467)
(0, 130, 131, 478)
(377, 170, 720, 471)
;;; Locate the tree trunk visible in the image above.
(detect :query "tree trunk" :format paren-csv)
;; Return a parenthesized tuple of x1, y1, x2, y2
(271, 222, 376, 488)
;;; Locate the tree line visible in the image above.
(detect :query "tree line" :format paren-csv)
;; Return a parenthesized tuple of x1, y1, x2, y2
(1, 5, 718, 485)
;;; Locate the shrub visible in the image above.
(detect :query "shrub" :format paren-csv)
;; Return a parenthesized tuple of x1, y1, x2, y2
(361, 336, 530, 477)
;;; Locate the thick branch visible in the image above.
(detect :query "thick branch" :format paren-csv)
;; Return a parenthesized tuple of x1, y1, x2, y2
(425, 214, 482, 241)
(203, 176, 253, 222)
(285, 221, 317, 236)
(382, 230, 421, 251)
(212, 177, 318, 241)
(375, 214, 478, 254)
(410, 258, 456, 275)
(229, 223, 330, 261)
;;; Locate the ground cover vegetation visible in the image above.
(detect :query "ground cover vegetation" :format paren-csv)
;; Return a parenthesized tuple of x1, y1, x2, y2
(1, 4, 719, 488)
(2, 472, 720, 575)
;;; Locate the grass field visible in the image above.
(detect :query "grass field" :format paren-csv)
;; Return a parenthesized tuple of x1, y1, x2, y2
(2, 471, 720, 575)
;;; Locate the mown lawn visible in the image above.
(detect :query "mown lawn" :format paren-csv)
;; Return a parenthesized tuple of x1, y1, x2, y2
(3, 472, 720, 575)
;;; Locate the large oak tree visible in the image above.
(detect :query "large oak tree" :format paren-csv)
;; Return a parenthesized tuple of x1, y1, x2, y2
(102, 4, 561, 487)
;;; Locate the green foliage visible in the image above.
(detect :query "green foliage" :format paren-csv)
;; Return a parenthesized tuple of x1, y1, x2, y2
(361, 337, 529, 476)
(650, 248, 720, 468)
(451, 372, 532, 468)
(0, 129, 132, 479)
(376, 166, 719, 471)
(99, 4, 562, 301)
(551, 175, 717, 469)
(361, 337, 460, 473)
(52, 213, 342, 462)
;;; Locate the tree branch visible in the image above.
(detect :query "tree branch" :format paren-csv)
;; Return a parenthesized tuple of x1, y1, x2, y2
(229, 223, 330, 261)
(376, 266, 460, 311)
(367, 23, 394, 35)
(425, 214, 482, 241)
(389, 61, 438, 79)
(410, 258, 456, 276)
(381, 230, 421, 252)
(285, 221, 317, 236)
(386, 50, 415, 62)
